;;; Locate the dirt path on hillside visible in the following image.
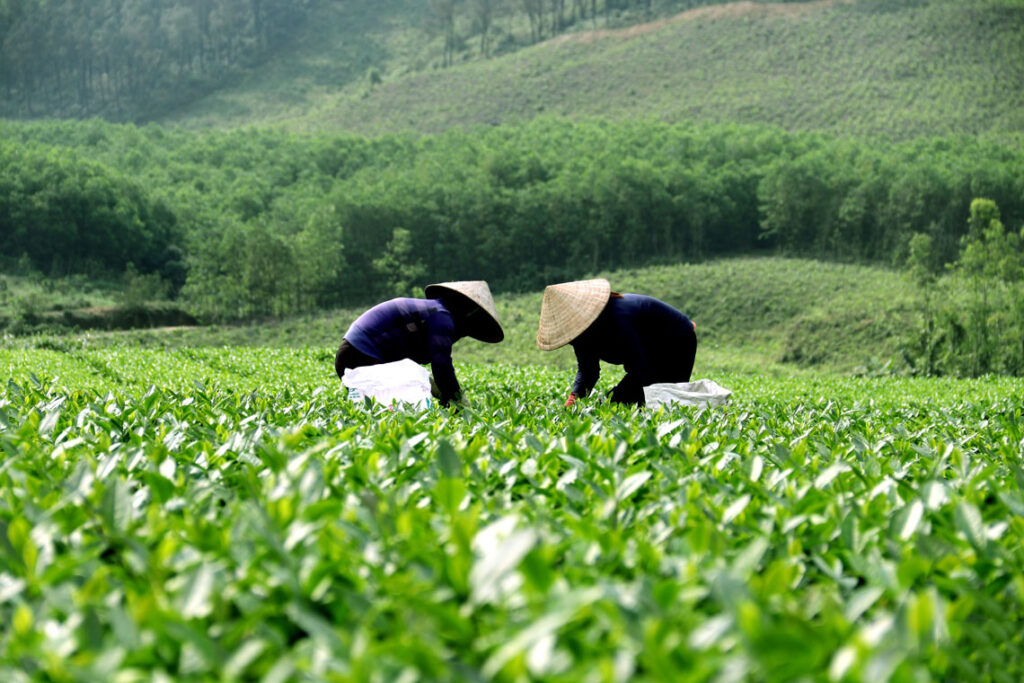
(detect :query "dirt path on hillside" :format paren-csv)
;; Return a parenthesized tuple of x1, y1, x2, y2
(129, 326, 200, 333)
(544, 0, 855, 47)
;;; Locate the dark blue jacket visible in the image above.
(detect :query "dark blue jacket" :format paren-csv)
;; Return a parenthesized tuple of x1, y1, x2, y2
(344, 298, 463, 402)
(571, 294, 696, 404)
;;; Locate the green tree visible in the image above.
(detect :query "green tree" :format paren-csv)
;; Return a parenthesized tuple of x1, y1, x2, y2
(959, 198, 1021, 281)
(373, 228, 427, 299)
(759, 155, 838, 256)
(903, 232, 941, 375)
(292, 205, 345, 310)
(118, 263, 169, 308)
(906, 199, 1024, 377)
(953, 199, 1023, 375)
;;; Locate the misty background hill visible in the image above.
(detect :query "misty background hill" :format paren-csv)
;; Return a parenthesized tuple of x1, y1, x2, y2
(3, 0, 1023, 139)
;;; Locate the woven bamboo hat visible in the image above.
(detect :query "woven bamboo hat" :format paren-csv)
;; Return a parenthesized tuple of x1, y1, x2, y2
(536, 278, 611, 350)
(425, 280, 504, 343)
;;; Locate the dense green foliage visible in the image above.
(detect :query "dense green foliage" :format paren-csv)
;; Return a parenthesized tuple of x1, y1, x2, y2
(0, 350, 1022, 679)
(0, 138, 181, 278)
(3, 118, 1022, 324)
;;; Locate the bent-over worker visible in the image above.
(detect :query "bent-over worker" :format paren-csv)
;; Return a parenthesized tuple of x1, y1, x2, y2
(536, 278, 697, 406)
(335, 280, 503, 406)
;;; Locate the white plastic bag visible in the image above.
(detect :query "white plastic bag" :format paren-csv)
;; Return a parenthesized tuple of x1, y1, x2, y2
(643, 379, 732, 408)
(342, 358, 432, 409)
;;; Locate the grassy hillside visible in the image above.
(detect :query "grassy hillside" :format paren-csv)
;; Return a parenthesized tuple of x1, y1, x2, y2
(17, 257, 920, 377)
(168, 0, 1024, 140)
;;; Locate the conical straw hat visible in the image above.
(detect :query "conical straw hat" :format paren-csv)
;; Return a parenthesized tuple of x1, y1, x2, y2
(536, 278, 611, 350)
(424, 280, 504, 343)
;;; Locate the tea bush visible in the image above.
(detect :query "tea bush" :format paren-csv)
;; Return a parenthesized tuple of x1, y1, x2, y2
(0, 348, 1021, 679)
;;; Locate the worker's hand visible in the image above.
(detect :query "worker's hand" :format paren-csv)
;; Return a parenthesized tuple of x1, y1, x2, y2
(438, 389, 465, 409)
(564, 393, 577, 408)
(443, 398, 466, 414)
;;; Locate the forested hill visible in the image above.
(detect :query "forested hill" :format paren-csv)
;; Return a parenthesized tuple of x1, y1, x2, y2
(3, 1, 1024, 140)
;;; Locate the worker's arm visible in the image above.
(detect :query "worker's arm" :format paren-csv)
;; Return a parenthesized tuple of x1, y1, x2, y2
(427, 314, 462, 406)
(429, 351, 462, 407)
(571, 343, 600, 401)
(610, 322, 652, 406)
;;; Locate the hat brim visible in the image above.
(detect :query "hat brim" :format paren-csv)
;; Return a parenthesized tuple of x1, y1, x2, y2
(425, 284, 504, 343)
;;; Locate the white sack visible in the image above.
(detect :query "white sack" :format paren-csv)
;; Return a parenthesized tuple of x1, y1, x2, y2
(643, 379, 732, 408)
(342, 358, 432, 408)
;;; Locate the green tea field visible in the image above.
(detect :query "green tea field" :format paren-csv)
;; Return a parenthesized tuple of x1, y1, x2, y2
(1, 348, 1021, 680)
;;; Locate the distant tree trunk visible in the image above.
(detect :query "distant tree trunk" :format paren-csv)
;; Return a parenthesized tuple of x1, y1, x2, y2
(54, 62, 63, 109)
(79, 58, 90, 110)
(252, 0, 265, 48)
(445, 11, 456, 66)
(430, 0, 458, 66)
(196, 0, 212, 72)
(473, 0, 493, 56)
(573, 0, 586, 22)
(22, 69, 33, 115)
(548, 0, 560, 35)
(520, 0, 544, 42)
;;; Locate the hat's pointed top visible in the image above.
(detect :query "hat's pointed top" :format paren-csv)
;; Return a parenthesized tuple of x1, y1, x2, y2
(536, 278, 611, 350)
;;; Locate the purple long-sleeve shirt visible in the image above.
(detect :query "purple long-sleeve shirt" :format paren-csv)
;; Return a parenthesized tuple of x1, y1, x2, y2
(571, 294, 696, 404)
(344, 298, 463, 403)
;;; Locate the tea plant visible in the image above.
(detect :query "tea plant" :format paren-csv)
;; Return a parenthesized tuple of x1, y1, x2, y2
(0, 349, 1021, 680)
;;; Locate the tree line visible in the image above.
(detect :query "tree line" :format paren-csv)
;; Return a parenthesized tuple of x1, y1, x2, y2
(1, 117, 1022, 325)
(432, 0, 665, 58)
(430, 0, 943, 59)
(0, 0, 314, 120)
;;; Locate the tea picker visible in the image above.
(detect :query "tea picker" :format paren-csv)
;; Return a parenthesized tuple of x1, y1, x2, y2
(536, 278, 698, 407)
(335, 281, 504, 407)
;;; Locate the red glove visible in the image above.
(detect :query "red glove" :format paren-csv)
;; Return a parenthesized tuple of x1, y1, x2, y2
(564, 393, 577, 408)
